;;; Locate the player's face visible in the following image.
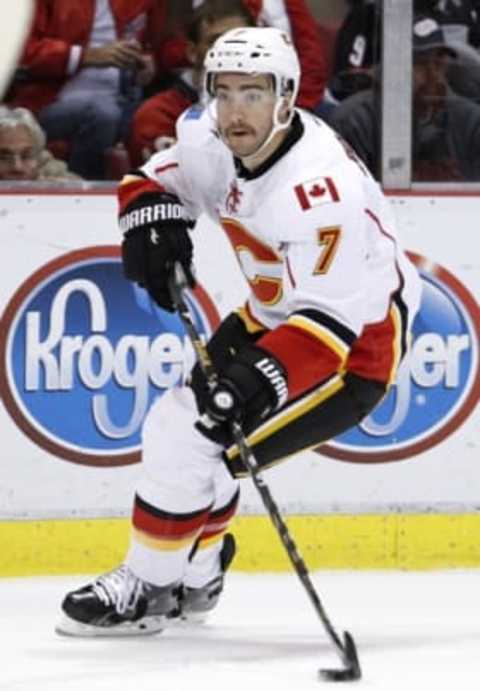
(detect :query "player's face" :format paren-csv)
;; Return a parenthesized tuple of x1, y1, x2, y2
(0, 125, 40, 180)
(215, 73, 277, 159)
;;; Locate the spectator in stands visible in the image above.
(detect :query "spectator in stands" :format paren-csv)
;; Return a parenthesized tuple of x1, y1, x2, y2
(7, 0, 155, 180)
(418, 0, 480, 104)
(321, 0, 480, 114)
(128, 0, 254, 166)
(128, 0, 327, 166)
(316, 0, 380, 118)
(329, 16, 480, 182)
(0, 106, 80, 182)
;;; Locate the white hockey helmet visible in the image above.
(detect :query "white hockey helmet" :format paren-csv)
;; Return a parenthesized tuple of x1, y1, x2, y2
(205, 26, 301, 104)
(205, 27, 300, 108)
(204, 27, 301, 159)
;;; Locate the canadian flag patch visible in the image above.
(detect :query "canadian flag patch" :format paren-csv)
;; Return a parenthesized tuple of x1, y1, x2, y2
(294, 176, 340, 211)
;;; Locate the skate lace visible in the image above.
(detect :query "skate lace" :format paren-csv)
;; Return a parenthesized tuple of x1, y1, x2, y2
(92, 565, 147, 615)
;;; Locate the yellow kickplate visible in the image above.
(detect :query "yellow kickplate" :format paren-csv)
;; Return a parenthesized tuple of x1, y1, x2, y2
(1, 514, 480, 577)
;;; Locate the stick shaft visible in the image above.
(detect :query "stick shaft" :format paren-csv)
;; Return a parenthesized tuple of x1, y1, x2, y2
(169, 266, 348, 663)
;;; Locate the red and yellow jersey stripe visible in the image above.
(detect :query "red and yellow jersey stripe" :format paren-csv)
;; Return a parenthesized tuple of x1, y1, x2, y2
(132, 494, 211, 553)
(257, 308, 356, 400)
(195, 489, 240, 550)
(118, 172, 166, 214)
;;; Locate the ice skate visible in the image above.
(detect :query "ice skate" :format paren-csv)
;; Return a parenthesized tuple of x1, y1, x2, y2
(181, 532, 236, 623)
(56, 564, 181, 637)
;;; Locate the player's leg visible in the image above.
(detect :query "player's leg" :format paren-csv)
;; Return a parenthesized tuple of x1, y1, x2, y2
(57, 385, 238, 636)
(57, 311, 261, 636)
(181, 466, 239, 621)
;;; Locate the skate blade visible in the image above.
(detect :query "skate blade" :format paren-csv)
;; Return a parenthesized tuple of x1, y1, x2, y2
(55, 614, 167, 638)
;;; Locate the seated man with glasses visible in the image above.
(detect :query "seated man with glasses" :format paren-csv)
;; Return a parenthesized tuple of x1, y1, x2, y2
(0, 106, 79, 182)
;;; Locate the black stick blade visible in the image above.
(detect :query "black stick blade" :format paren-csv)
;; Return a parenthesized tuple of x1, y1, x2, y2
(318, 631, 362, 682)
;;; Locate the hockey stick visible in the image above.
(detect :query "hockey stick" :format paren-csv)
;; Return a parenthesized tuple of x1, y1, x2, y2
(168, 263, 361, 682)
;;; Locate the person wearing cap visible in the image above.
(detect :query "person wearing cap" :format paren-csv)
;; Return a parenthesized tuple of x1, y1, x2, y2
(329, 15, 480, 182)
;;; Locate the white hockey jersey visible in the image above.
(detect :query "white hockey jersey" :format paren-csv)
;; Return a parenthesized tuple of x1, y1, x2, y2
(128, 106, 421, 398)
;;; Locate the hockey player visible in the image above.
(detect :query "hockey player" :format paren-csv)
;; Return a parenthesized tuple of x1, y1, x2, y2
(57, 27, 421, 636)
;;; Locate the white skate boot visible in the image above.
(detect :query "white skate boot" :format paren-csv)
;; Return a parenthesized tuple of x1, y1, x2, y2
(181, 532, 236, 623)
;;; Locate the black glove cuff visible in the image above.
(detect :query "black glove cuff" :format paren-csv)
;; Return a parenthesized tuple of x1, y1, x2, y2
(233, 345, 288, 412)
(119, 190, 195, 312)
(120, 191, 186, 235)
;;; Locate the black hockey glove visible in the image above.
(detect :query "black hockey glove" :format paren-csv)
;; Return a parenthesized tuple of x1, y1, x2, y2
(193, 344, 288, 446)
(189, 312, 266, 405)
(120, 191, 195, 312)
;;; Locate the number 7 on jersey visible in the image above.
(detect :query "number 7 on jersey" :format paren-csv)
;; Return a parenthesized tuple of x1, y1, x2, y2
(314, 226, 341, 275)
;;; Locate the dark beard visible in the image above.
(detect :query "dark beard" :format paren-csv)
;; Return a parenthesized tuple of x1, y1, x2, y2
(414, 80, 447, 121)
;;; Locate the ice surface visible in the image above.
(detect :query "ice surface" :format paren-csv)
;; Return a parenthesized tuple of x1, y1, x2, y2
(1, 570, 478, 690)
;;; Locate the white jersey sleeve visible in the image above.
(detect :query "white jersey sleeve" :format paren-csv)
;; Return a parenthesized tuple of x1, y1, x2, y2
(140, 105, 234, 221)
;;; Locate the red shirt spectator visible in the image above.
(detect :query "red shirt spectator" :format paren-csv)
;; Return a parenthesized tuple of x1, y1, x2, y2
(6, 0, 156, 179)
(9, 0, 154, 115)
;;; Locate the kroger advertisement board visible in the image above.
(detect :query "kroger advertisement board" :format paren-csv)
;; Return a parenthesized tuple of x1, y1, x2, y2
(0, 193, 478, 518)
